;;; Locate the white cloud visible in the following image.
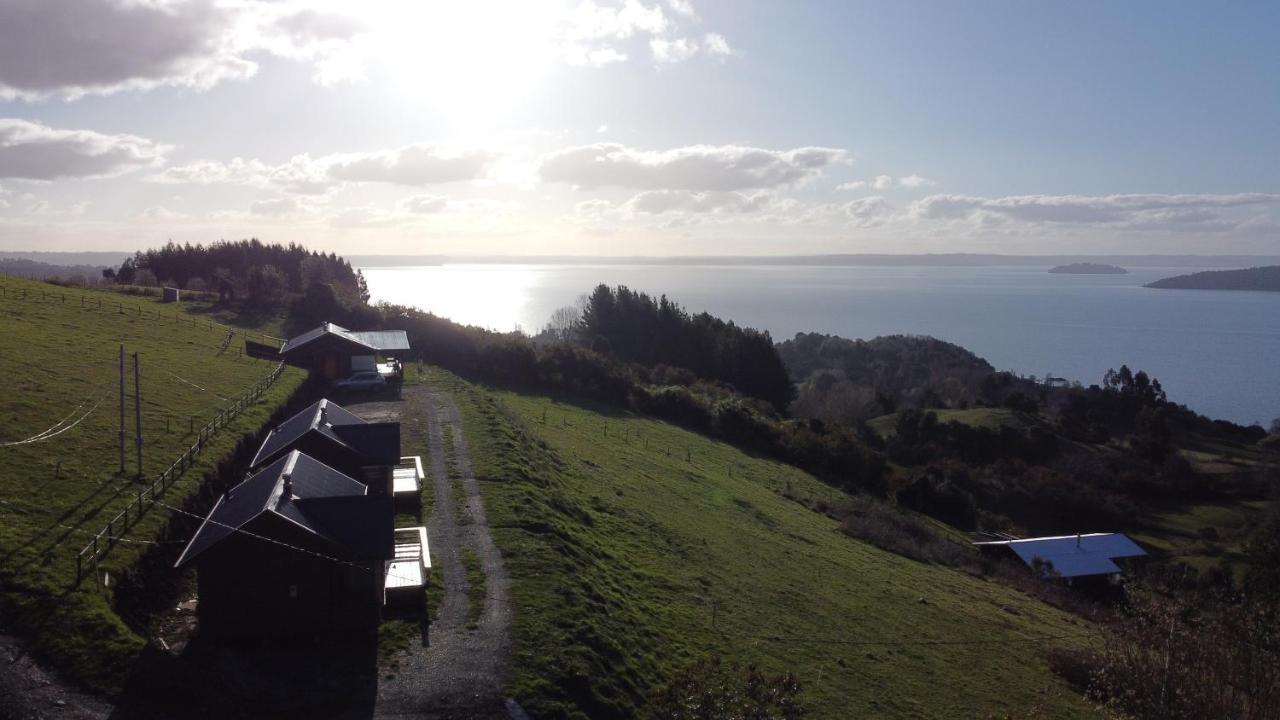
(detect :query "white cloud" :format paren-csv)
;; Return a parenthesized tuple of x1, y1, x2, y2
(910, 192, 1280, 231)
(539, 143, 848, 191)
(897, 174, 935, 188)
(703, 33, 735, 59)
(249, 197, 301, 217)
(623, 189, 779, 215)
(0, 118, 167, 180)
(401, 195, 449, 214)
(838, 174, 936, 191)
(666, 0, 698, 18)
(153, 144, 494, 194)
(139, 205, 188, 221)
(327, 145, 494, 186)
(651, 36, 699, 64)
(842, 196, 893, 226)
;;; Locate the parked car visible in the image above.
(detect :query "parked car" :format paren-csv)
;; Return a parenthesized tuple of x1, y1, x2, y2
(333, 371, 387, 392)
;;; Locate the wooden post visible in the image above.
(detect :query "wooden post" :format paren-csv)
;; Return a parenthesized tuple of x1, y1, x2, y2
(133, 352, 143, 479)
(118, 344, 126, 473)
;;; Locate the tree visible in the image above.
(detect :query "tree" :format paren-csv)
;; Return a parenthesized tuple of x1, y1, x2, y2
(133, 268, 157, 287)
(245, 264, 286, 305)
(101, 268, 116, 283)
(542, 305, 582, 343)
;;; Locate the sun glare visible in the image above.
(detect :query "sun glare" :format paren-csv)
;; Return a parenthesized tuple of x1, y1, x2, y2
(363, 1, 561, 122)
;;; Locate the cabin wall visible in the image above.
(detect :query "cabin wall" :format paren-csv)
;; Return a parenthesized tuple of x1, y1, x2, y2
(194, 516, 381, 637)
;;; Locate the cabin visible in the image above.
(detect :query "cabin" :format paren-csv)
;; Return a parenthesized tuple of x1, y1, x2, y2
(250, 399, 400, 495)
(278, 321, 410, 381)
(974, 532, 1147, 592)
(174, 451, 394, 637)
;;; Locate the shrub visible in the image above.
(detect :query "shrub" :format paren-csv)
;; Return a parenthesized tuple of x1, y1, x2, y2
(643, 657, 804, 720)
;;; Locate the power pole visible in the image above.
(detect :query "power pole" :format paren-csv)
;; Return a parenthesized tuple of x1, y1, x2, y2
(118, 343, 126, 474)
(133, 352, 143, 479)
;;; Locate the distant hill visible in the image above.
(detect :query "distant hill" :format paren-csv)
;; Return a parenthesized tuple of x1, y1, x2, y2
(1146, 265, 1280, 292)
(0, 257, 110, 282)
(1048, 262, 1128, 274)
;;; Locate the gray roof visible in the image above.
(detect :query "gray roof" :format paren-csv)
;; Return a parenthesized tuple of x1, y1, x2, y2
(250, 399, 399, 469)
(279, 322, 409, 355)
(174, 450, 386, 567)
(974, 533, 1146, 578)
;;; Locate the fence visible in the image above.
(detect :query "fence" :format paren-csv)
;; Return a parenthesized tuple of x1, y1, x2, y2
(74, 361, 288, 584)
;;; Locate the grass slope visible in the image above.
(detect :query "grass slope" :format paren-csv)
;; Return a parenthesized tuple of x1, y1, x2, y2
(0, 277, 306, 691)
(427, 369, 1099, 719)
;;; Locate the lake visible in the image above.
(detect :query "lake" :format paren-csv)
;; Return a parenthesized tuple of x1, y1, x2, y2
(359, 263, 1280, 426)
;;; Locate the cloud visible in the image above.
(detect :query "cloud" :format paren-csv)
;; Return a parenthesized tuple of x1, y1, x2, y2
(910, 192, 1280, 230)
(540, 143, 847, 191)
(153, 144, 494, 193)
(623, 189, 779, 214)
(838, 174, 933, 191)
(401, 195, 449, 214)
(0, 118, 167, 180)
(898, 174, 935, 188)
(651, 36, 699, 64)
(249, 197, 300, 217)
(327, 146, 494, 186)
(703, 33, 736, 59)
(842, 196, 893, 226)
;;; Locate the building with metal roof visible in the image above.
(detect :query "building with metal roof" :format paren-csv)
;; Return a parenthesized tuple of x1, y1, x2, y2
(278, 321, 410, 380)
(974, 532, 1146, 580)
(175, 450, 394, 636)
(251, 398, 400, 495)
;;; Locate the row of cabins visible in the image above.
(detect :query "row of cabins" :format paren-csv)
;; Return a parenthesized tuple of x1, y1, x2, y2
(175, 324, 425, 638)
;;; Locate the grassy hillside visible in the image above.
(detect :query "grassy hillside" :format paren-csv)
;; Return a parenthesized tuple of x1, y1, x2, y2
(0, 277, 306, 690)
(427, 369, 1100, 719)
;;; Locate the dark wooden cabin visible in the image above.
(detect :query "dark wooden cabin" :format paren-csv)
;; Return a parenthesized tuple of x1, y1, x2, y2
(278, 322, 410, 380)
(250, 399, 400, 495)
(174, 451, 393, 637)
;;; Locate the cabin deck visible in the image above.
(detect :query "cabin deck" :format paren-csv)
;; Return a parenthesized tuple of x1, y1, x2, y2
(393, 455, 424, 498)
(384, 526, 430, 595)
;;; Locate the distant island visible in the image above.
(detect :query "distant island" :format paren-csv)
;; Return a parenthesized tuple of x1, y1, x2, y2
(1048, 262, 1128, 274)
(1146, 265, 1280, 292)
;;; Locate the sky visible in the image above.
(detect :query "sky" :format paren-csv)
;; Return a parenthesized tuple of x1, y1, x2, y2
(0, 0, 1278, 257)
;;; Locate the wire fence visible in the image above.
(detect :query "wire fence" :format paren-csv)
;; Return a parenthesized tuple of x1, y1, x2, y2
(75, 361, 287, 584)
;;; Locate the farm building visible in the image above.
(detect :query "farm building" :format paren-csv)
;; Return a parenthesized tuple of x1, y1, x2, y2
(278, 321, 410, 380)
(250, 399, 400, 495)
(174, 450, 394, 637)
(974, 532, 1146, 587)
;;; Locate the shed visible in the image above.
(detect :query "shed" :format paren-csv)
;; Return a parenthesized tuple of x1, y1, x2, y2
(162, 287, 180, 303)
(278, 322, 410, 380)
(251, 398, 400, 495)
(174, 450, 394, 637)
(974, 532, 1146, 582)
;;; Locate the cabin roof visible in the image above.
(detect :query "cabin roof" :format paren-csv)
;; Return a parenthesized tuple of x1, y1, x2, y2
(250, 399, 398, 469)
(973, 532, 1146, 578)
(174, 450, 389, 567)
(279, 322, 409, 355)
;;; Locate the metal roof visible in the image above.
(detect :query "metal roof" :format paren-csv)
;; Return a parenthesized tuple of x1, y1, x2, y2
(250, 399, 398, 469)
(174, 450, 372, 567)
(347, 330, 411, 351)
(973, 533, 1146, 578)
(279, 322, 409, 354)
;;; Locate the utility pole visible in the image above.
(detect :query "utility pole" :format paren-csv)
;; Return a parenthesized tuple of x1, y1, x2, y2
(118, 344, 126, 474)
(133, 352, 143, 479)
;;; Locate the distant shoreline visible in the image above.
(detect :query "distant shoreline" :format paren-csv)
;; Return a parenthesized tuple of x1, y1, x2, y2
(1146, 265, 1280, 292)
(347, 253, 1280, 269)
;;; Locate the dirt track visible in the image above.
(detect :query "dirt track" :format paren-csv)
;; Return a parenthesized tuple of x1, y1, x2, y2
(368, 384, 524, 720)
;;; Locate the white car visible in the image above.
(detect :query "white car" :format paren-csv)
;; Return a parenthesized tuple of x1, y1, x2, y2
(333, 370, 387, 392)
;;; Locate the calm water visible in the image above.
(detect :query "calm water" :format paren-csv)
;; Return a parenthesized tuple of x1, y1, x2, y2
(360, 264, 1280, 426)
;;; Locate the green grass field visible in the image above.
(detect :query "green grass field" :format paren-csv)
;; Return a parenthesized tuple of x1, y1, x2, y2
(424, 369, 1100, 719)
(0, 277, 306, 691)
